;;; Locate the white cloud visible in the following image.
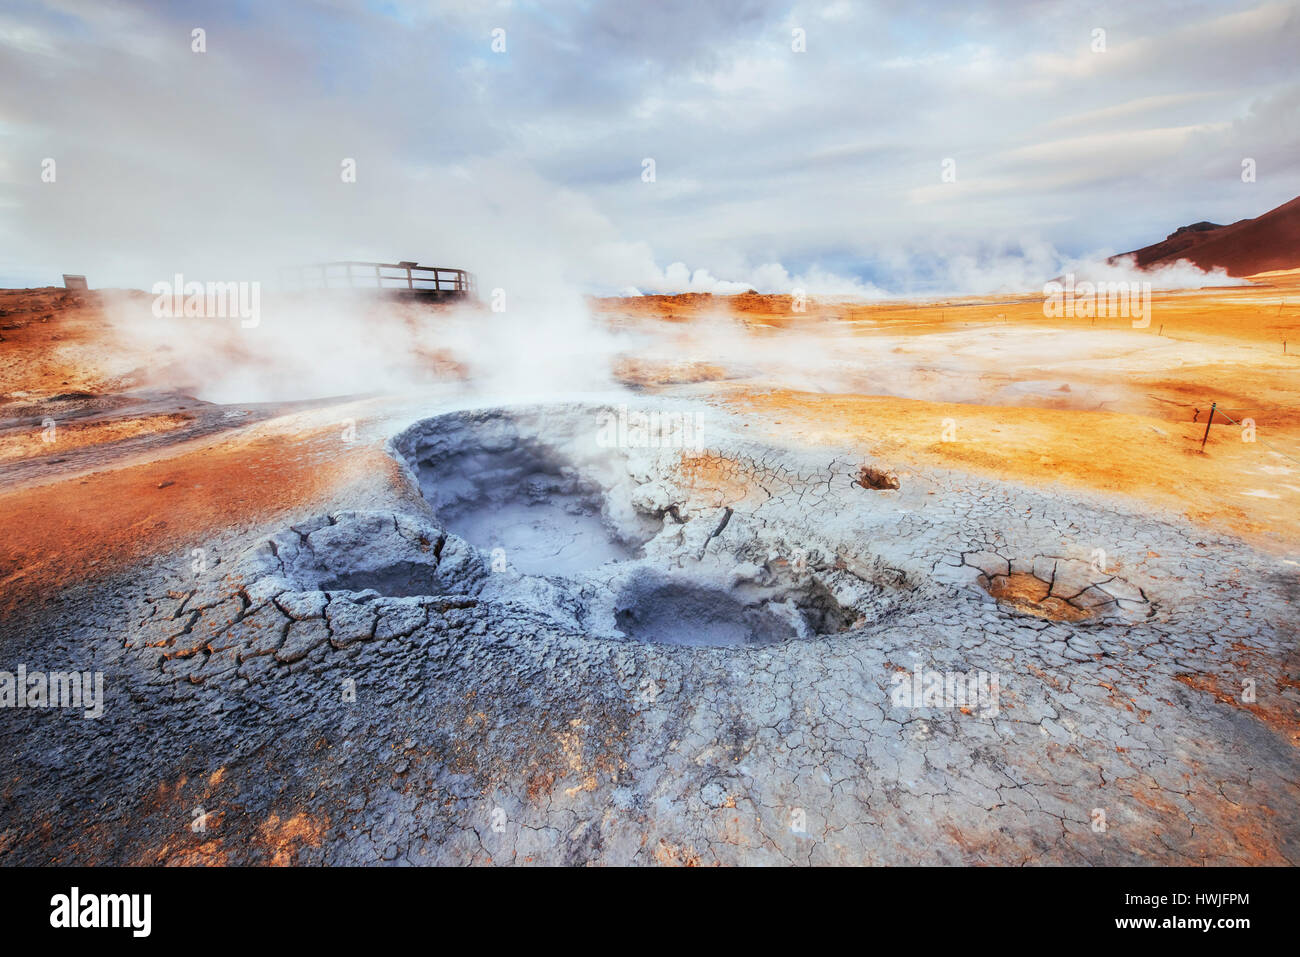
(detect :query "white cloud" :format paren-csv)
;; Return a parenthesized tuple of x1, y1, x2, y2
(0, 0, 1295, 292)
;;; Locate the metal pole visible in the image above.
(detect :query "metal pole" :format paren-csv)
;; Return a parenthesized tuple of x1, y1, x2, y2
(1201, 401, 1216, 451)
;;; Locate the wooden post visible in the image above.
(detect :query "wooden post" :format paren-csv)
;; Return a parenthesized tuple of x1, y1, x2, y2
(1201, 401, 1216, 451)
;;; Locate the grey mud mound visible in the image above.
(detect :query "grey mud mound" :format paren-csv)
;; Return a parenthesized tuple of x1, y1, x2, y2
(1, 401, 1297, 866)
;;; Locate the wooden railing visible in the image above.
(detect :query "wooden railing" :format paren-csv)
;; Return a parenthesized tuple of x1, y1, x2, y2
(279, 261, 475, 297)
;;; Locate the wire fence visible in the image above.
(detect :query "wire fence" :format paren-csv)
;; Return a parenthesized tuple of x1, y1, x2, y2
(1195, 401, 1299, 466)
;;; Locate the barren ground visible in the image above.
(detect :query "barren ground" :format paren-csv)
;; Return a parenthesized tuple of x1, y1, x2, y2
(0, 279, 1296, 865)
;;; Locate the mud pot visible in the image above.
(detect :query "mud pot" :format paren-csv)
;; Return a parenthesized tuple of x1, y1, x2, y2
(1, 401, 1296, 865)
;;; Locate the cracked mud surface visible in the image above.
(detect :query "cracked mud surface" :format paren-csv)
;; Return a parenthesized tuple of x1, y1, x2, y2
(1, 401, 1297, 865)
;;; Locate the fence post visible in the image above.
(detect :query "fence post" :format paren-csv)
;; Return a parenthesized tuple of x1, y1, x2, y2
(1200, 401, 1216, 451)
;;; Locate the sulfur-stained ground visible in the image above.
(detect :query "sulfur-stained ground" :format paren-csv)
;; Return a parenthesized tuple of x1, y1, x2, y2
(0, 284, 1297, 865)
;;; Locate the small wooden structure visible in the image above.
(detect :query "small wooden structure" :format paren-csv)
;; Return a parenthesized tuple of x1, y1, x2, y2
(62, 274, 88, 290)
(279, 261, 475, 300)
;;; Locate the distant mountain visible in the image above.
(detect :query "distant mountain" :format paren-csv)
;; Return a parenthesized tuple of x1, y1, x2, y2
(1113, 194, 1300, 277)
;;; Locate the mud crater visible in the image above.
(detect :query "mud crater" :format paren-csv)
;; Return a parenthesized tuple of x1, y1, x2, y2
(393, 407, 659, 576)
(418, 442, 638, 576)
(384, 404, 917, 647)
(606, 568, 861, 648)
(228, 406, 1156, 652)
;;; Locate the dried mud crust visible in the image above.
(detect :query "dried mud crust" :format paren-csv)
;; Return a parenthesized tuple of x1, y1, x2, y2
(967, 554, 1155, 623)
(0, 402, 1296, 866)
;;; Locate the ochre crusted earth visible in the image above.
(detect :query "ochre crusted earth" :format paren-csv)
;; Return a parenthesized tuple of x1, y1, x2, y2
(0, 281, 1297, 865)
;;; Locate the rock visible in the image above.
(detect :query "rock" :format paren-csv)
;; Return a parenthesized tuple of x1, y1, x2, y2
(275, 618, 330, 663)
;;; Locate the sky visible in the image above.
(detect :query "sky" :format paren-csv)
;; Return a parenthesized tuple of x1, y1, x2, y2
(0, 0, 1297, 296)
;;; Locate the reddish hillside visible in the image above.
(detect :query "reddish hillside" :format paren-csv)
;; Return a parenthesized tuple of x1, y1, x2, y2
(1115, 194, 1300, 277)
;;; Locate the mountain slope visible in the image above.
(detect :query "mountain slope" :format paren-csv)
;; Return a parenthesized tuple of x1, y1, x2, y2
(1115, 194, 1300, 277)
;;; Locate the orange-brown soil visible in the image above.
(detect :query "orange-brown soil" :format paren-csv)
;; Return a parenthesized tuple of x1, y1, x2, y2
(984, 572, 1093, 622)
(0, 415, 406, 619)
(2, 272, 1298, 623)
(0, 412, 194, 463)
(597, 271, 1300, 552)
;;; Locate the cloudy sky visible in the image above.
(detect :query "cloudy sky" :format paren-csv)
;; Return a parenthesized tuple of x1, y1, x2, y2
(0, 0, 1297, 295)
